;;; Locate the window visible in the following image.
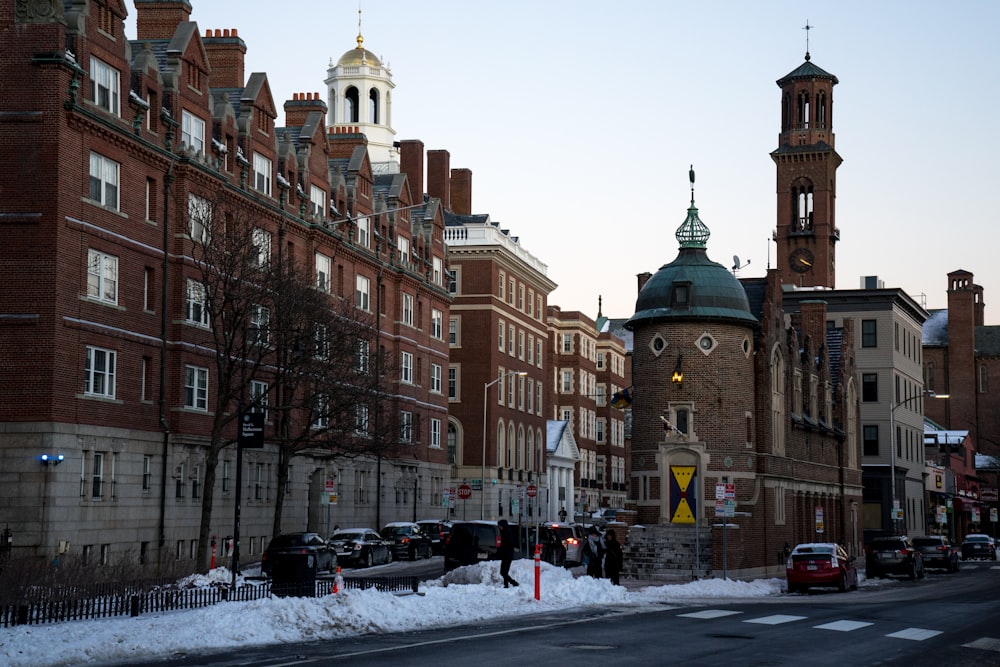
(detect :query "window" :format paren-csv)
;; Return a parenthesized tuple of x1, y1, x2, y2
(449, 317, 459, 346)
(357, 339, 370, 373)
(356, 216, 370, 248)
(402, 293, 414, 326)
(397, 235, 409, 264)
(863, 425, 879, 457)
(401, 351, 413, 384)
(862, 320, 877, 348)
(498, 320, 505, 351)
(518, 331, 525, 360)
(431, 309, 443, 339)
(143, 267, 154, 311)
(433, 257, 443, 286)
(313, 394, 329, 429)
(249, 305, 270, 345)
(447, 268, 458, 294)
(309, 185, 326, 217)
(187, 194, 212, 243)
(431, 363, 442, 393)
(499, 271, 506, 300)
(430, 418, 441, 449)
(181, 110, 205, 154)
(448, 366, 458, 400)
(90, 57, 119, 114)
(184, 365, 209, 410)
(315, 252, 331, 292)
(527, 335, 534, 364)
(86, 249, 118, 304)
(355, 403, 369, 434)
(92, 452, 105, 499)
(252, 152, 272, 195)
(89, 152, 119, 209)
(561, 370, 573, 393)
(250, 380, 269, 421)
(562, 334, 573, 354)
(222, 460, 230, 493)
(508, 325, 515, 355)
(142, 455, 152, 491)
(862, 373, 878, 402)
(186, 279, 209, 326)
(191, 465, 201, 499)
(314, 323, 330, 359)
(400, 411, 413, 442)
(85, 346, 116, 398)
(251, 228, 270, 267)
(356, 275, 370, 311)
(596, 419, 606, 443)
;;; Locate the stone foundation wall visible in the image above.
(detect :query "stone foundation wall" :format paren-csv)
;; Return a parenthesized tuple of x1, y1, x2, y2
(621, 523, 712, 582)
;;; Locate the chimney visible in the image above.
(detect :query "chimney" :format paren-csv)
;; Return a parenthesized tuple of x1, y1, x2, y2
(637, 272, 652, 293)
(134, 0, 193, 41)
(450, 168, 472, 215)
(283, 92, 328, 129)
(798, 300, 828, 347)
(427, 150, 451, 211)
(203, 28, 247, 88)
(399, 140, 425, 202)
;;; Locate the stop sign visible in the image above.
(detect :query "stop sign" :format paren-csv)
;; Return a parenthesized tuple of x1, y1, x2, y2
(526, 485, 537, 498)
(457, 484, 472, 500)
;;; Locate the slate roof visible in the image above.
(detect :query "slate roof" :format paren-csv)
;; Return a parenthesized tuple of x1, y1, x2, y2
(922, 309, 949, 345)
(776, 58, 839, 86)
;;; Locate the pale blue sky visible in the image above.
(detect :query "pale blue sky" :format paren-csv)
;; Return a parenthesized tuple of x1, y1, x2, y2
(127, 1, 1000, 324)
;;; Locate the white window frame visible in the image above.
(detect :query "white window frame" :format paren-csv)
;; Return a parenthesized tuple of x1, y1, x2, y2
(430, 363, 442, 393)
(401, 351, 413, 384)
(89, 152, 119, 209)
(181, 110, 205, 155)
(430, 418, 441, 449)
(87, 249, 118, 304)
(402, 293, 414, 326)
(250, 380, 269, 421)
(90, 57, 120, 115)
(252, 152, 272, 196)
(315, 252, 331, 292)
(355, 403, 369, 435)
(184, 365, 209, 411)
(400, 411, 413, 443)
(397, 235, 410, 264)
(85, 346, 116, 398)
(355, 275, 370, 311)
(250, 305, 270, 345)
(433, 257, 443, 286)
(309, 185, 326, 217)
(431, 309, 443, 340)
(187, 193, 212, 243)
(251, 228, 270, 267)
(185, 279, 209, 326)
(313, 394, 329, 429)
(356, 216, 370, 248)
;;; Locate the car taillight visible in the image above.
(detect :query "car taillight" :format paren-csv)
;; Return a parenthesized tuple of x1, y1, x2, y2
(898, 548, 910, 555)
(566, 537, 578, 545)
(401, 537, 410, 544)
(496, 534, 502, 549)
(939, 546, 948, 551)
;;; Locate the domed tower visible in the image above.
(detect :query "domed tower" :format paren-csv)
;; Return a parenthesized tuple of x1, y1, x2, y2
(325, 9, 398, 172)
(772, 43, 841, 288)
(624, 168, 757, 532)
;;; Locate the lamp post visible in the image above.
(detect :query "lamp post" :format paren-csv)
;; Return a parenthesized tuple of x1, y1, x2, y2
(889, 391, 948, 534)
(482, 371, 527, 520)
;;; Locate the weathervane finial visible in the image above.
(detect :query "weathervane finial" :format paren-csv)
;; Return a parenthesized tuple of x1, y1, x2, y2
(803, 20, 812, 60)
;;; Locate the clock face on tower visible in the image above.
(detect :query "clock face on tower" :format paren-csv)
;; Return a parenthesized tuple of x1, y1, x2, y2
(789, 247, 814, 273)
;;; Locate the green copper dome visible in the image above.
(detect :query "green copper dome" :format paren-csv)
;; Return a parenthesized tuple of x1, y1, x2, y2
(625, 168, 755, 330)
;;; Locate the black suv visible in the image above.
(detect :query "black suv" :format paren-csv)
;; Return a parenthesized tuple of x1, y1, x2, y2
(380, 522, 433, 560)
(416, 519, 453, 554)
(261, 532, 337, 576)
(444, 521, 520, 571)
(912, 535, 959, 572)
(866, 536, 925, 579)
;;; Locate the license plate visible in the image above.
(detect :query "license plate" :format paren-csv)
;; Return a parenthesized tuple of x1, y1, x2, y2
(806, 564, 818, 570)
(477, 552, 488, 560)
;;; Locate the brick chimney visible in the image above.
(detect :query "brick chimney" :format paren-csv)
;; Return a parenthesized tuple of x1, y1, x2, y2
(637, 272, 652, 293)
(399, 140, 425, 202)
(203, 28, 247, 88)
(450, 168, 472, 215)
(427, 149, 451, 211)
(283, 92, 328, 129)
(798, 300, 829, 350)
(134, 0, 193, 41)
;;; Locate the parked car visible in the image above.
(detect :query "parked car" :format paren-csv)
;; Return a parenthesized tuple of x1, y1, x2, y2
(416, 519, 453, 554)
(865, 536, 925, 579)
(960, 533, 997, 561)
(786, 542, 858, 594)
(261, 532, 337, 576)
(328, 528, 392, 568)
(589, 508, 622, 527)
(912, 535, 960, 572)
(538, 522, 586, 566)
(444, 520, 520, 571)
(380, 522, 433, 561)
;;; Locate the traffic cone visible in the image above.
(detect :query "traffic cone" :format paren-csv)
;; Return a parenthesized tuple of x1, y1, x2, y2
(333, 566, 343, 595)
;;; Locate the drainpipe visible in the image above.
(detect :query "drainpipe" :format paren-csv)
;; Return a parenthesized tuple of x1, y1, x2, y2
(157, 162, 174, 574)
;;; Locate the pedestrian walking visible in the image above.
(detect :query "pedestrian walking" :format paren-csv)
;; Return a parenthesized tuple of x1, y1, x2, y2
(585, 525, 605, 578)
(497, 519, 519, 588)
(558, 507, 567, 522)
(603, 528, 624, 585)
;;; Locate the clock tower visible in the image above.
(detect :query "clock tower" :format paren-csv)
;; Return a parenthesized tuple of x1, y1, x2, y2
(772, 48, 841, 288)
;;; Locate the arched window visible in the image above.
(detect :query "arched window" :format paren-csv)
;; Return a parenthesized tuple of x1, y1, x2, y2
(791, 179, 814, 231)
(447, 422, 458, 465)
(816, 91, 827, 128)
(496, 422, 505, 468)
(797, 90, 810, 128)
(507, 423, 515, 473)
(517, 426, 525, 470)
(344, 87, 360, 123)
(771, 345, 786, 455)
(526, 429, 534, 472)
(368, 88, 379, 124)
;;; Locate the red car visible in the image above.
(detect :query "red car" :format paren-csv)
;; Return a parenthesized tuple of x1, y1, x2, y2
(786, 542, 858, 594)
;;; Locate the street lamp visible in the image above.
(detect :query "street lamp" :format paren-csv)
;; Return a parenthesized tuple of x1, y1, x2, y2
(482, 370, 527, 520)
(889, 391, 948, 534)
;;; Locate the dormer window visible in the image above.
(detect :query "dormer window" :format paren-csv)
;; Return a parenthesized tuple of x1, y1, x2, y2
(672, 283, 691, 309)
(90, 57, 120, 116)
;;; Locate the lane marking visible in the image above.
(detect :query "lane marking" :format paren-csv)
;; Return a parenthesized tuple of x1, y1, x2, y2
(886, 628, 942, 641)
(963, 637, 1000, 652)
(744, 614, 807, 625)
(678, 609, 743, 619)
(814, 620, 873, 632)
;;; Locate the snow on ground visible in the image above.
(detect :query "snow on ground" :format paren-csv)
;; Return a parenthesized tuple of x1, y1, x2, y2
(0, 561, 888, 667)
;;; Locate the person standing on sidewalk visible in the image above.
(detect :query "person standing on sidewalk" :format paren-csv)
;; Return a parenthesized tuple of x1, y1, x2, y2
(585, 525, 605, 578)
(497, 519, 519, 588)
(603, 528, 624, 585)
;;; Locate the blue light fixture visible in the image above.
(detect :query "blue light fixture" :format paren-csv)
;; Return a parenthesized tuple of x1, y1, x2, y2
(40, 454, 65, 466)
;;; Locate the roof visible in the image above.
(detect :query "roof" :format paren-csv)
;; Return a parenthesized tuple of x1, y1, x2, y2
(922, 309, 949, 345)
(776, 57, 839, 86)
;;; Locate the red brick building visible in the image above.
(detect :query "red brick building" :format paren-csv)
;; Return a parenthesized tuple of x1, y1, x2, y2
(0, 0, 450, 570)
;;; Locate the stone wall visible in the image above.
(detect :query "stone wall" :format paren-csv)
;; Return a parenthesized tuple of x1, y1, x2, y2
(621, 523, 712, 583)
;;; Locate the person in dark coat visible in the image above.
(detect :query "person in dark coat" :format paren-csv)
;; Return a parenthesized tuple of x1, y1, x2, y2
(603, 528, 624, 585)
(585, 525, 605, 579)
(497, 519, 518, 588)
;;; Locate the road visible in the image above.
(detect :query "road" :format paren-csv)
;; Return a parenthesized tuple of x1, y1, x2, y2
(129, 559, 1000, 667)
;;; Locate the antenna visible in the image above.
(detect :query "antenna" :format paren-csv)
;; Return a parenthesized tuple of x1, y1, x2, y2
(732, 255, 751, 275)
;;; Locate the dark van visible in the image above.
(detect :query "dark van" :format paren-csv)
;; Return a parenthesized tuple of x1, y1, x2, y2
(443, 520, 520, 572)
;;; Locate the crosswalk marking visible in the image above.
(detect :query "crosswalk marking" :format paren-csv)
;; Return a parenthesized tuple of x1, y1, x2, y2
(814, 620, 873, 632)
(963, 637, 1000, 652)
(678, 609, 743, 619)
(886, 628, 942, 641)
(744, 614, 807, 625)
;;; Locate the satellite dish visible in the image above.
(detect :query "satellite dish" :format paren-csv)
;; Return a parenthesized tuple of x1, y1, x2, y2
(732, 255, 741, 270)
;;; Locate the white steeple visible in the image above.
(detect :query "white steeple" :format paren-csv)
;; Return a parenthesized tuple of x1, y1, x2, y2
(325, 8, 398, 173)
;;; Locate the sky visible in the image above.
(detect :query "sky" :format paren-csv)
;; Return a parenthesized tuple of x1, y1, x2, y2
(0, 559, 893, 667)
(126, 1, 1000, 324)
